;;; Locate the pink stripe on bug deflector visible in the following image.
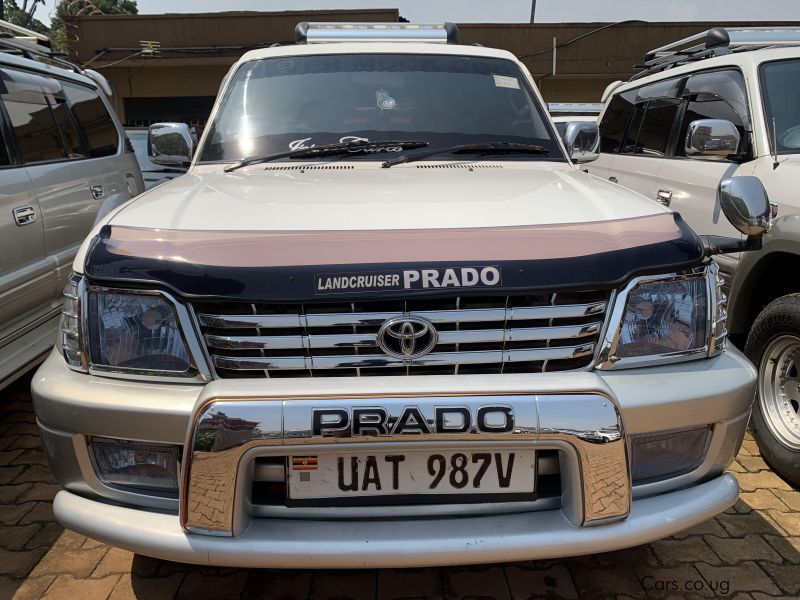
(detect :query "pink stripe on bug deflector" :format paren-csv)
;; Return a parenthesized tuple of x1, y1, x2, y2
(102, 213, 682, 268)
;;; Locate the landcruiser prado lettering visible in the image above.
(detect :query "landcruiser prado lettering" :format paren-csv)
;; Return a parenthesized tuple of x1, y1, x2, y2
(33, 22, 769, 568)
(595, 26, 800, 487)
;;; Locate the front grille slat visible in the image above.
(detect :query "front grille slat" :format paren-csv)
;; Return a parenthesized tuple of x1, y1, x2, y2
(197, 303, 606, 330)
(205, 322, 602, 352)
(213, 344, 596, 372)
(196, 292, 609, 378)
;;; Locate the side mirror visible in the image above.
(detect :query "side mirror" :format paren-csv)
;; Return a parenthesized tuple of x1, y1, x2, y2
(686, 119, 741, 159)
(719, 176, 775, 238)
(148, 123, 194, 168)
(563, 120, 599, 164)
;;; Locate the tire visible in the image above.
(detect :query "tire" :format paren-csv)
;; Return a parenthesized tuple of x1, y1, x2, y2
(744, 294, 800, 489)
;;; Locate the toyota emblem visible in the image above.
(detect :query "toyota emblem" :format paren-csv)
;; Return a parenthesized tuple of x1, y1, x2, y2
(377, 316, 438, 360)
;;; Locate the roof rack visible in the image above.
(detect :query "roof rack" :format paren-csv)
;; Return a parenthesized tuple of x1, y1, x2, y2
(295, 22, 459, 45)
(0, 19, 114, 96)
(0, 18, 83, 72)
(632, 26, 800, 80)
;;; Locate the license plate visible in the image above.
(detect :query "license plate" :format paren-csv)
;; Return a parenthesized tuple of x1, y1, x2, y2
(287, 449, 536, 501)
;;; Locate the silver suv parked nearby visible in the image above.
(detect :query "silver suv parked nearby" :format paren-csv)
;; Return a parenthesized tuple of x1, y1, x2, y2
(594, 27, 800, 487)
(0, 20, 143, 388)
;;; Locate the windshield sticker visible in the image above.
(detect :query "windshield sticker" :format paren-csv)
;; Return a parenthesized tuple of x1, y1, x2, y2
(376, 88, 397, 110)
(315, 267, 502, 295)
(493, 74, 520, 90)
(288, 136, 404, 153)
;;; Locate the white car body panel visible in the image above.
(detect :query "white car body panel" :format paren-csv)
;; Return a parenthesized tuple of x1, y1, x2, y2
(110, 163, 668, 233)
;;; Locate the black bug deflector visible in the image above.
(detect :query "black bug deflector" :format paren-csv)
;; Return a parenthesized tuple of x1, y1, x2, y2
(83, 213, 704, 302)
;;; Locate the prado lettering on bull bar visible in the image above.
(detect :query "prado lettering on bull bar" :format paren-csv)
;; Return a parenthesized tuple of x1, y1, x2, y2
(311, 405, 515, 437)
(315, 266, 502, 294)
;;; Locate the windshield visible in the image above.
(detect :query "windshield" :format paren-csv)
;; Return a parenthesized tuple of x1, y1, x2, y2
(198, 53, 563, 163)
(761, 59, 800, 154)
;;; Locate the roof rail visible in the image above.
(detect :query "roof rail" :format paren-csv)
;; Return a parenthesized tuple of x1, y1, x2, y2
(632, 26, 800, 80)
(547, 102, 604, 115)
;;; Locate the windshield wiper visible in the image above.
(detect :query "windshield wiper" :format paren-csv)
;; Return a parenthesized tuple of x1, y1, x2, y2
(224, 140, 429, 172)
(382, 142, 550, 168)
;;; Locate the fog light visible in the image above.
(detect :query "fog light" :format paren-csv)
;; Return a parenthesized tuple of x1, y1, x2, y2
(631, 427, 711, 484)
(89, 437, 179, 493)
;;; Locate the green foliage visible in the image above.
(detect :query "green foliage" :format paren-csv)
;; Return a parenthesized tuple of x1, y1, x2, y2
(51, 0, 137, 54)
(54, 0, 137, 19)
(2, 0, 49, 34)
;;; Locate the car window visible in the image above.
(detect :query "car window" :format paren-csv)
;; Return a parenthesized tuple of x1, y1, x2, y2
(761, 59, 800, 154)
(49, 98, 84, 158)
(63, 82, 118, 158)
(599, 90, 636, 153)
(199, 53, 563, 163)
(675, 70, 749, 158)
(1, 74, 66, 163)
(625, 98, 680, 157)
(621, 102, 645, 154)
(0, 129, 10, 166)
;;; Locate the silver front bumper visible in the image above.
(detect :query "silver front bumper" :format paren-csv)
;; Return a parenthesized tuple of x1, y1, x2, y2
(54, 474, 739, 568)
(33, 346, 756, 567)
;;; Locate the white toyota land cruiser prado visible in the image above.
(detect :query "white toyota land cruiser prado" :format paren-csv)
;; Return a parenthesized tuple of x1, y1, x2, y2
(595, 26, 800, 488)
(32, 22, 770, 568)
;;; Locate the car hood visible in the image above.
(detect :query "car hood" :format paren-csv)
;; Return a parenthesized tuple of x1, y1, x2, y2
(112, 162, 666, 231)
(86, 163, 705, 301)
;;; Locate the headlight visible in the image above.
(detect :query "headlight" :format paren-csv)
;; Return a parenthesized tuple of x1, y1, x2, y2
(87, 290, 194, 375)
(599, 266, 725, 369)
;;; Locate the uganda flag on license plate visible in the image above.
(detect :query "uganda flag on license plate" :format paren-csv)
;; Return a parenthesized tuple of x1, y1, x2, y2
(291, 456, 318, 471)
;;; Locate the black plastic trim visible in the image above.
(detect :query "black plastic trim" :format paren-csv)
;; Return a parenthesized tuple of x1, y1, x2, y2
(82, 214, 705, 303)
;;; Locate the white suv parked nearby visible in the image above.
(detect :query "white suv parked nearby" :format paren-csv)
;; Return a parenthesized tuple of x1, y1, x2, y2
(594, 27, 800, 487)
(31, 22, 772, 568)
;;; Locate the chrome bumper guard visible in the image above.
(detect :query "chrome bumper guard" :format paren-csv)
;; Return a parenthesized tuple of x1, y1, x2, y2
(181, 392, 630, 536)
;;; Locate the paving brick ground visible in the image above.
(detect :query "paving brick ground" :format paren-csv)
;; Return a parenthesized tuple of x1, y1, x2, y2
(1, 374, 799, 600)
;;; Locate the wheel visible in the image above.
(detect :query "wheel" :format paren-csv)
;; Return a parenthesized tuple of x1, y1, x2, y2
(744, 294, 800, 488)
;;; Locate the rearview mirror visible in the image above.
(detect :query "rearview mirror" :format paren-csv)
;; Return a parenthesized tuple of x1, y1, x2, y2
(719, 176, 774, 238)
(148, 122, 194, 168)
(562, 120, 599, 164)
(686, 119, 741, 159)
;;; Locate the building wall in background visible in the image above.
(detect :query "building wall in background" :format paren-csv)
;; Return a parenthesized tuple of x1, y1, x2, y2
(66, 12, 799, 123)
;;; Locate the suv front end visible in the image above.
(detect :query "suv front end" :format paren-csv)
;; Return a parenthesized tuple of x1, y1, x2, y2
(34, 258, 754, 567)
(31, 26, 756, 568)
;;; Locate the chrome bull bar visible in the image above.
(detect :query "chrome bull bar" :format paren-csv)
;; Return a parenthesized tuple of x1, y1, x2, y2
(181, 392, 631, 536)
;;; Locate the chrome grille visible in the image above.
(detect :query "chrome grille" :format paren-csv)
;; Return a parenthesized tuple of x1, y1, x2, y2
(194, 291, 610, 378)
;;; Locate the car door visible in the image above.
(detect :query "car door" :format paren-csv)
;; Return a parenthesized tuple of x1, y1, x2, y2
(64, 81, 142, 221)
(608, 97, 683, 202)
(1, 68, 106, 287)
(0, 145, 51, 341)
(657, 69, 753, 241)
(591, 89, 636, 180)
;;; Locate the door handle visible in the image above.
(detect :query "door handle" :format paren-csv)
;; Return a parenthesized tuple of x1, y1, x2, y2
(609, 176, 618, 184)
(12, 205, 36, 226)
(90, 185, 105, 199)
(656, 189, 672, 207)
